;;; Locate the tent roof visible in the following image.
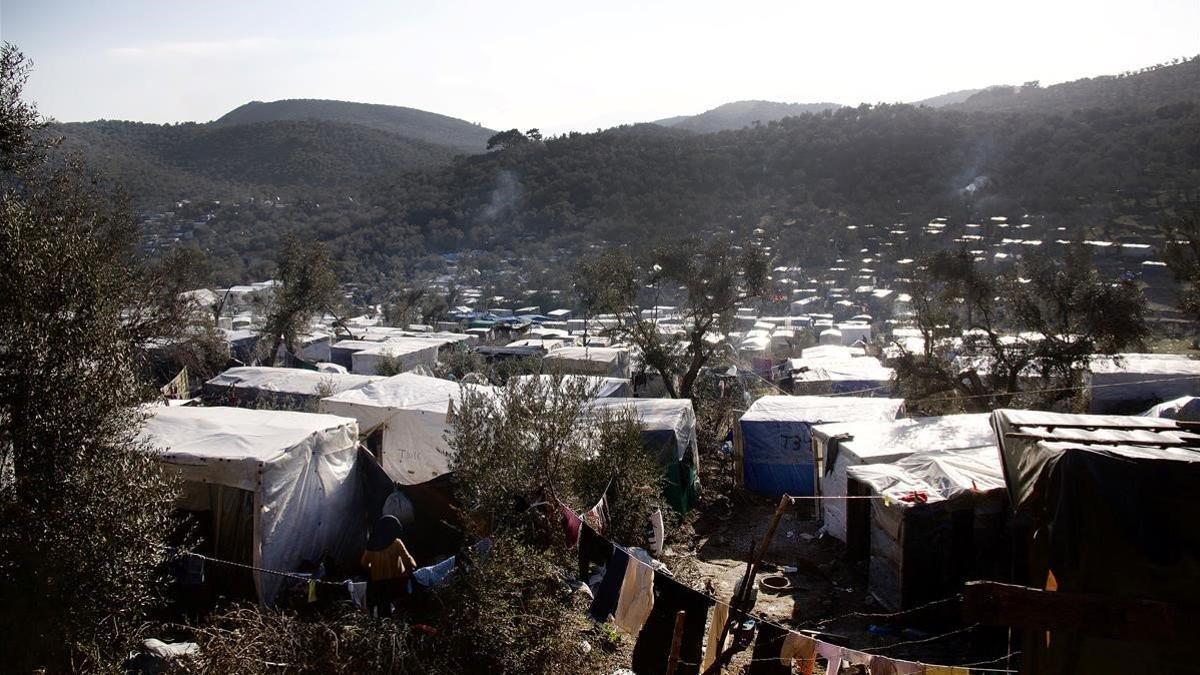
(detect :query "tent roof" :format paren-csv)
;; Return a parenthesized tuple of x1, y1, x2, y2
(789, 357, 893, 382)
(1142, 396, 1200, 421)
(320, 372, 493, 414)
(544, 346, 627, 363)
(141, 406, 357, 465)
(509, 374, 629, 398)
(992, 408, 1200, 512)
(814, 413, 994, 460)
(205, 367, 382, 397)
(846, 444, 1006, 506)
(587, 397, 694, 433)
(742, 395, 905, 424)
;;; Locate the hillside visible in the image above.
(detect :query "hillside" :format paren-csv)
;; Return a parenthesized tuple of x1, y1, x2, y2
(217, 99, 495, 153)
(654, 100, 842, 133)
(56, 117, 459, 205)
(951, 56, 1200, 114)
(911, 88, 985, 108)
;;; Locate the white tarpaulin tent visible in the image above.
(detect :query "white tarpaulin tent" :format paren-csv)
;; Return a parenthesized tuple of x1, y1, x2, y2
(351, 339, 441, 376)
(203, 366, 382, 408)
(543, 346, 632, 379)
(1088, 353, 1200, 413)
(140, 406, 365, 605)
(812, 413, 994, 542)
(509, 374, 632, 399)
(319, 373, 495, 484)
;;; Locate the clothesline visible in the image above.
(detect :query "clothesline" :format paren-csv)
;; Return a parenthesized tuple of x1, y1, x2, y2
(570, 489, 1014, 674)
(163, 547, 345, 587)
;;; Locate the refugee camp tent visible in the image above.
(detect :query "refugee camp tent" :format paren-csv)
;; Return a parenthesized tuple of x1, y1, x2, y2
(319, 373, 496, 484)
(811, 413, 994, 545)
(736, 396, 905, 497)
(508, 374, 632, 398)
(788, 356, 894, 396)
(543, 346, 632, 379)
(202, 367, 382, 409)
(1141, 395, 1200, 421)
(586, 397, 701, 512)
(991, 409, 1200, 674)
(140, 406, 366, 605)
(846, 444, 1007, 610)
(350, 339, 441, 376)
(1087, 353, 1200, 413)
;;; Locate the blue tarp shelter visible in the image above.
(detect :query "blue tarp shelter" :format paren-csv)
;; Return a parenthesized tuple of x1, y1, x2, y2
(737, 395, 905, 497)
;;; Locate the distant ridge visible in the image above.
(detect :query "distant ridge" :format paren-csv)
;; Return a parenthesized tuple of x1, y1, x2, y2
(217, 98, 495, 153)
(910, 88, 985, 108)
(654, 100, 842, 133)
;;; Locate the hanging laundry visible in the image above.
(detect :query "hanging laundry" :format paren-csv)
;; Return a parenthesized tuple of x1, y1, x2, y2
(839, 647, 873, 673)
(583, 494, 610, 533)
(781, 632, 818, 675)
(413, 555, 457, 588)
(924, 667, 969, 675)
(748, 621, 791, 675)
(701, 602, 730, 670)
(870, 654, 926, 674)
(578, 523, 615, 580)
(560, 501, 582, 547)
(343, 580, 367, 610)
(613, 553, 655, 634)
(817, 640, 843, 675)
(646, 507, 665, 555)
(631, 572, 713, 675)
(589, 547, 629, 622)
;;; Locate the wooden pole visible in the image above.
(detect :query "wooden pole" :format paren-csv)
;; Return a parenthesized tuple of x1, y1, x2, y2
(666, 610, 687, 675)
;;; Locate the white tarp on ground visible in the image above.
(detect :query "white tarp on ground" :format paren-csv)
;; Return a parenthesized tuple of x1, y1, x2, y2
(585, 397, 699, 466)
(319, 373, 495, 484)
(508, 374, 632, 399)
(204, 367, 382, 405)
(543, 346, 632, 379)
(140, 406, 365, 605)
(812, 413, 994, 542)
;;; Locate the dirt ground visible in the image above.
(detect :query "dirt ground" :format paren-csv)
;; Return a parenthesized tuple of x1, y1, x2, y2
(664, 480, 1015, 673)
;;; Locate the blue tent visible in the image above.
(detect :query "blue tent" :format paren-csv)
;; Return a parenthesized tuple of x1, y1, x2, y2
(737, 395, 905, 496)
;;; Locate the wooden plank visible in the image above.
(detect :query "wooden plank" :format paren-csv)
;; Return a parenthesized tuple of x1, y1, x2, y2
(666, 611, 687, 675)
(963, 580, 1180, 643)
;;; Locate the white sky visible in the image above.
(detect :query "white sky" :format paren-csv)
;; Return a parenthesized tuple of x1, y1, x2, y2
(2, 0, 1198, 134)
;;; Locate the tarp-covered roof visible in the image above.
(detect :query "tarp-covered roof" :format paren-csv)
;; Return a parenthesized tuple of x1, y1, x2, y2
(742, 395, 905, 424)
(814, 413, 994, 461)
(205, 366, 382, 398)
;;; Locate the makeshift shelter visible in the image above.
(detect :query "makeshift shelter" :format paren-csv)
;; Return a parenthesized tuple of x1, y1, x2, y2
(846, 443, 1007, 611)
(991, 409, 1200, 674)
(508, 374, 632, 398)
(140, 406, 367, 605)
(788, 356, 894, 396)
(543, 346, 632, 379)
(319, 373, 495, 484)
(350, 339, 440, 376)
(587, 397, 701, 512)
(811, 413, 994, 546)
(1141, 395, 1200, 421)
(736, 396, 905, 497)
(1087, 353, 1200, 413)
(202, 366, 382, 409)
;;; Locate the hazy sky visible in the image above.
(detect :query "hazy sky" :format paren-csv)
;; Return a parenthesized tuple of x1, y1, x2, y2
(3, 0, 1198, 134)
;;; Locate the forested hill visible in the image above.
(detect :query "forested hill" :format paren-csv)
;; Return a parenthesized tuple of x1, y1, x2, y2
(217, 99, 494, 153)
(655, 100, 843, 132)
(54, 117, 461, 205)
(951, 56, 1200, 114)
